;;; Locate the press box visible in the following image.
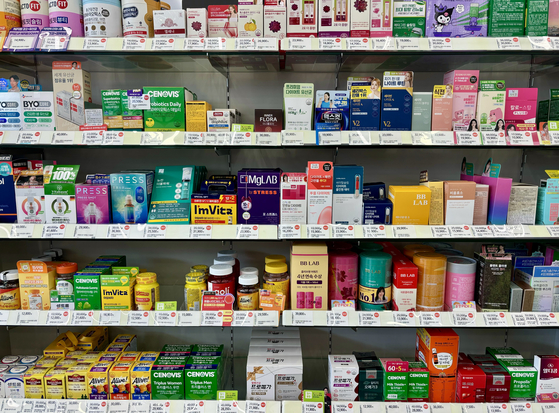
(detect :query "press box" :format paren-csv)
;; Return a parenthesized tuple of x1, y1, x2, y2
(110, 172, 154, 224)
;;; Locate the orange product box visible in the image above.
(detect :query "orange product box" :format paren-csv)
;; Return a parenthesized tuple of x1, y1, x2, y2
(430, 375, 457, 403)
(416, 328, 460, 376)
(118, 352, 142, 362)
(109, 362, 133, 400)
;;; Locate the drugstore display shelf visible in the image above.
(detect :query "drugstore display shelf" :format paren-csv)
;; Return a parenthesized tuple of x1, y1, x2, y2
(2, 224, 557, 241)
(1, 399, 281, 413)
(1, 130, 556, 148)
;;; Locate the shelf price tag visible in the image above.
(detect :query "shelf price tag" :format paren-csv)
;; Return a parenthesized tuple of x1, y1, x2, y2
(292, 311, 314, 326)
(428, 38, 452, 50)
(483, 131, 507, 145)
(551, 38, 559, 50)
(108, 401, 130, 413)
(42, 224, 66, 238)
(282, 131, 305, 145)
(508, 131, 534, 145)
(349, 131, 371, 145)
(74, 225, 96, 239)
(232, 311, 256, 326)
(407, 404, 429, 413)
(247, 401, 267, 413)
(289, 38, 312, 50)
(419, 312, 442, 326)
(177, 311, 202, 326)
(99, 311, 121, 326)
(82, 130, 104, 145)
(46, 400, 58, 413)
(358, 311, 381, 326)
(374, 37, 396, 50)
(183, 401, 204, 413)
(205, 37, 227, 50)
(510, 404, 532, 413)
(332, 225, 355, 238)
(363, 225, 386, 238)
(87, 400, 108, 413)
(462, 405, 484, 413)
(185, 132, 205, 145)
(491, 225, 515, 237)
(46, 311, 70, 325)
(431, 226, 450, 238)
(255, 132, 278, 146)
(154, 311, 177, 326)
(496, 37, 521, 49)
(152, 38, 175, 50)
(279, 224, 302, 239)
(17, 131, 41, 144)
(141, 132, 163, 145)
(144, 225, 167, 239)
(33, 401, 47, 413)
(131, 401, 149, 413)
(456, 131, 481, 145)
(327, 310, 349, 326)
(528, 36, 553, 50)
(452, 311, 476, 326)
(396, 38, 420, 50)
(411, 132, 432, 145)
(190, 225, 212, 239)
(549, 130, 559, 145)
(319, 37, 342, 50)
(472, 225, 494, 237)
(67, 400, 81, 413)
(103, 131, 125, 145)
(123, 38, 146, 50)
(486, 404, 509, 413)
(392, 311, 416, 326)
(108, 224, 130, 238)
(231, 132, 252, 145)
(542, 406, 559, 413)
(201, 311, 223, 326)
(524, 313, 539, 326)
(127, 311, 150, 326)
(318, 131, 342, 145)
(52, 131, 75, 145)
(72, 311, 95, 326)
(510, 313, 527, 326)
(236, 225, 259, 239)
(386, 404, 406, 413)
(0, 310, 10, 324)
(449, 225, 473, 237)
(10, 224, 34, 238)
(392, 226, 416, 238)
(256, 38, 277, 50)
(255, 311, 278, 326)
(307, 224, 329, 239)
(22, 401, 34, 413)
(536, 313, 559, 326)
(236, 38, 256, 50)
(431, 131, 454, 145)
(483, 312, 508, 327)
(379, 131, 402, 145)
(346, 38, 370, 50)
(185, 38, 205, 49)
(547, 226, 559, 237)
(149, 401, 171, 413)
(430, 405, 451, 413)
(83, 37, 107, 50)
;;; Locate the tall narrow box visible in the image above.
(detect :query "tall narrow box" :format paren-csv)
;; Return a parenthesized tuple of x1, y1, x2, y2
(52, 62, 92, 131)
(328, 355, 359, 401)
(186, 101, 212, 132)
(76, 184, 111, 225)
(187, 8, 208, 38)
(287, 0, 317, 37)
(238, 5, 264, 37)
(487, 0, 526, 36)
(473, 183, 489, 225)
(318, 0, 350, 37)
(388, 185, 431, 225)
(0, 155, 16, 223)
(237, 169, 282, 225)
(370, 0, 392, 36)
(474, 251, 512, 311)
(412, 92, 432, 131)
(535, 355, 559, 402)
(102, 90, 123, 130)
(290, 242, 328, 310)
(391, 255, 418, 311)
(44, 165, 80, 225)
(443, 180, 476, 225)
(121, 91, 143, 131)
(443, 70, 479, 131)
(350, 84, 381, 131)
(307, 161, 334, 224)
(549, 0, 559, 36)
(420, 180, 443, 225)
(392, 0, 426, 37)
(333, 165, 363, 225)
(432, 85, 453, 131)
(507, 183, 538, 225)
(381, 71, 414, 131)
(15, 170, 45, 224)
(525, 0, 548, 36)
(0, 93, 22, 131)
(350, 0, 370, 36)
(284, 83, 314, 130)
(476, 80, 506, 132)
(21, 91, 55, 131)
(480, 175, 512, 225)
(281, 172, 307, 224)
(537, 176, 559, 225)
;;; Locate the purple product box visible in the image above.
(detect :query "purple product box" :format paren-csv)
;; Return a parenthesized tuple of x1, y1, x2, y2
(237, 168, 282, 225)
(480, 175, 512, 225)
(3, 28, 40, 52)
(76, 184, 111, 224)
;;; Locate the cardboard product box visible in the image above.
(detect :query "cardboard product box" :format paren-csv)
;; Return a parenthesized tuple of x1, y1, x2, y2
(154, 9, 187, 37)
(332, 165, 363, 225)
(207, 109, 238, 132)
(473, 184, 489, 225)
(535, 355, 559, 402)
(407, 361, 429, 402)
(458, 353, 474, 366)
(110, 172, 154, 224)
(391, 254, 418, 311)
(432, 85, 453, 131)
(101, 90, 123, 130)
(411, 92, 432, 131)
(246, 355, 303, 400)
(108, 362, 133, 400)
(43, 165, 79, 224)
(0, 155, 16, 223)
(515, 266, 559, 312)
(208, 5, 238, 37)
(357, 359, 384, 401)
(74, 270, 106, 311)
(77, 327, 109, 352)
(238, 5, 263, 37)
(350, 96, 381, 131)
(144, 87, 190, 131)
(15, 169, 45, 224)
(187, 8, 208, 38)
(470, 354, 498, 364)
(392, 0, 426, 37)
(4, 365, 30, 399)
(380, 358, 408, 401)
(284, 83, 314, 130)
(66, 364, 91, 400)
(350, 0, 370, 37)
(191, 193, 237, 225)
(121, 91, 143, 131)
(286, 0, 317, 37)
(264, 6, 287, 39)
(250, 338, 301, 347)
(52, 62, 92, 130)
(328, 355, 359, 401)
(480, 175, 512, 225)
(131, 362, 153, 400)
(255, 109, 283, 132)
(479, 365, 511, 402)
(184, 356, 223, 399)
(388, 185, 431, 225)
(186, 101, 212, 132)
(474, 252, 512, 311)
(419, 180, 443, 225)
(550, 0, 559, 36)
(495, 358, 537, 401)
(18, 261, 56, 311)
(151, 358, 187, 400)
(416, 328, 459, 376)
(488, 0, 526, 36)
(118, 352, 142, 363)
(370, 0, 393, 36)
(21, 91, 55, 131)
(250, 329, 301, 339)
(307, 161, 334, 224)
(281, 172, 307, 224)
(0, 92, 22, 131)
(87, 362, 114, 400)
(76, 184, 111, 225)
(291, 242, 328, 310)
(363, 199, 392, 225)
(426, 0, 488, 37)
(510, 281, 523, 312)
(248, 347, 303, 356)
(314, 90, 350, 132)
(44, 367, 68, 399)
(512, 278, 534, 311)
(381, 71, 414, 131)
(318, 0, 349, 36)
(237, 168, 281, 225)
(504, 88, 538, 136)
(101, 271, 136, 311)
(443, 70, 480, 131)
(525, 0, 548, 35)
(24, 366, 50, 399)
(456, 365, 486, 403)
(537, 178, 559, 225)
(476, 80, 506, 132)
(507, 183, 538, 225)
(443, 180, 476, 225)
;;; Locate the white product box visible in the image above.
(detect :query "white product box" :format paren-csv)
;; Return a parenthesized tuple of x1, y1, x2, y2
(515, 267, 559, 312)
(248, 347, 303, 356)
(318, 0, 350, 37)
(207, 109, 238, 132)
(350, 0, 370, 36)
(15, 170, 45, 224)
(392, 285, 417, 311)
(250, 338, 302, 347)
(281, 172, 307, 224)
(333, 165, 363, 225)
(153, 9, 187, 37)
(287, 0, 317, 37)
(264, 6, 287, 39)
(0, 92, 22, 131)
(3, 365, 30, 399)
(0, 365, 9, 398)
(187, 8, 208, 38)
(507, 183, 538, 225)
(21, 91, 55, 131)
(246, 355, 303, 401)
(45, 193, 77, 224)
(250, 329, 301, 338)
(239, 5, 264, 37)
(283, 83, 314, 130)
(328, 355, 359, 402)
(52, 62, 92, 131)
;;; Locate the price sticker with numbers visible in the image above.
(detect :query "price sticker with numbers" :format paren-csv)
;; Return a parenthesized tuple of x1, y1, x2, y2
(332, 225, 355, 238)
(154, 311, 177, 326)
(10, 224, 34, 238)
(486, 404, 509, 413)
(428, 37, 452, 50)
(99, 311, 121, 326)
(430, 226, 450, 238)
(82, 130, 104, 145)
(407, 404, 429, 413)
(279, 224, 302, 239)
(289, 38, 312, 50)
(123, 38, 147, 50)
(449, 225, 472, 237)
(189, 225, 212, 239)
(108, 401, 130, 413)
(16, 310, 39, 325)
(42, 224, 66, 239)
(185, 38, 205, 49)
(318, 131, 342, 145)
(393, 226, 416, 238)
(87, 400, 108, 412)
(74, 225, 96, 239)
(72, 311, 95, 326)
(510, 404, 532, 413)
(256, 38, 277, 50)
(46, 311, 70, 325)
(128, 311, 150, 326)
(236, 225, 259, 239)
(483, 131, 507, 146)
(307, 224, 329, 239)
(201, 311, 223, 326)
(358, 311, 381, 326)
(131, 401, 150, 413)
(52, 131, 74, 145)
(282, 131, 305, 145)
(432, 131, 454, 145)
(144, 225, 167, 239)
(346, 38, 370, 50)
(510, 313, 527, 326)
(537, 313, 559, 326)
(17, 131, 41, 144)
(379, 131, 402, 145)
(327, 310, 349, 326)
(319, 37, 342, 49)
(386, 404, 406, 413)
(84, 38, 107, 50)
(108, 225, 131, 238)
(456, 131, 481, 145)
(462, 405, 484, 413)
(452, 311, 476, 326)
(0, 311, 10, 324)
(205, 37, 227, 50)
(183, 401, 204, 413)
(185, 132, 205, 145)
(483, 312, 508, 327)
(497, 37, 521, 50)
(363, 225, 386, 238)
(547, 226, 559, 237)
(412, 132, 432, 145)
(472, 225, 494, 237)
(508, 131, 534, 145)
(333, 403, 354, 413)
(419, 312, 442, 326)
(255, 132, 278, 146)
(292, 311, 314, 326)
(392, 311, 416, 326)
(542, 406, 559, 413)
(396, 37, 420, 50)
(152, 38, 176, 50)
(236, 38, 256, 50)
(177, 311, 202, 326)
(232, 311, 256, 326)
(349, 131, 372, 145)
(255, 311, 278, 326)
(103, 131, 125, 145)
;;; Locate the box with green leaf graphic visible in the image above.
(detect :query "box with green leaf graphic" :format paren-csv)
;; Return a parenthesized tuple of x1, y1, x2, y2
(43, 165, 80, 224)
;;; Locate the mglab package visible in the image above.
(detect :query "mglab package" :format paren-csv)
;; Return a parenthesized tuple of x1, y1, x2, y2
(44, 165, 80, 224)
(281, 172, 307, 224)
(238, 169, 281, 225)
(426, 0, 488, 38)
(314, 90, 350, 132)
(110, 172, 154, 224)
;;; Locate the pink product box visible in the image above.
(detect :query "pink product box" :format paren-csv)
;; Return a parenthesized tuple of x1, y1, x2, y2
(318, 0, 350, 37)
(287, 0, 317, 37)
(208, 5, 238, 38)
(504, 88, 538, 132)
(480, 176, 512, 225)
(264, 6, 287, 38)
(370, 0, 392, 37)
(443, 70, 480, 131)
(75, 184, 111, 225)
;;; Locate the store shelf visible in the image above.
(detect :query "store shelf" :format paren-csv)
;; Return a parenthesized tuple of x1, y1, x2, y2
(282, 310, 559, 328)
(0, 310, 279, 327)
(2, 224, 557, 241)
(1, 399, 281, 413)
(0, 130, 556, 148)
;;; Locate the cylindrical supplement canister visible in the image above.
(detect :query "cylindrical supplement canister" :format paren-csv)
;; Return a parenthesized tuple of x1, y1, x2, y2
(0, 270, 20, 310)
(134, 272, 160, 311)
(207, 264, 235, 296)
(1, 0, 22, 30)
(403, 244, 435, 259)
(359, 241, 383, 252)
(237, 267, 259, 311)
(83, 0, 123, 38)
(265, 255, 286, 265)
(122, 0, 158, 37)
(217, 250, 240, 280)
(328, 251, 358, 307)
(184, 272, 206, 311)
(435, 249, 464, 257)
(414, 252, 447, 311)
(21, 0, 49, 29)
(444, 256, 476, 311)
(358, 251, 392, 311)
(48, 0, 84, 37)
(263, 262, 290, 306)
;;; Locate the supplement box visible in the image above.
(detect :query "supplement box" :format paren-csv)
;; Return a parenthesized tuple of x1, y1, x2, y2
(476, 80, 506, 132)
(381, 71, 414, 130)
(443, 180, 476, 225)
(191, 344, 224, 356)
(255, 109, 283, 132)
(426, 0, 488, 37)
(357, 359, 384, 401)
(497, 359, 537, 401)
(102, 90, 123, 130)
(87, 362, 114, 400)
(264, 6, 287, 39)
(504, 88, 538, 134)
(280, 172, 307, 224)
(250, 338, 301, 347)
(535, 355, 559, 402)
(290, 242, 328, 310)
(144, 87, 190, 131)
(363, 199, 392, 225)
(474, 252, 512, 311)
(250, 329, 301, 338)
(516, 266, 559, 312)
(4, 365, 29, 399)
(0, 155, 16, 223)
(237, 168, 281, 225)
(391, 255, 418, 311)
(154, 9, 187, 37)
(248, 347, 303, 356)
(350, 0, 370, 37)
(431, 85, 453, 131)
(122, 90, 144, 131)
(318, 0, 349, 37)
(43, 165, 79, 224)
(186, 101, 212, 132)
(407, 361, 429, 402)
(76, 184, 111, 225)
(0, 96, 21, 131)
(74, 270, 105, 311)
(412, 92, 432, 131)
(52, 61, 92, 130)
(238, 5, 263, 38)
(286, 0, 317, 37)
(246, 355, 303, 400)
(66, 364, 91, 400)
(77, 327, 109, 351)
(207, 109, 238, 132)
(110, 172, 154, 224)
(487, 0, 526, 36)
(380, 358, 408, 401)
(537, 176, 559, 225)
(18, 261, 56, 311)
(191, 193, 237, 225)
(119, 352, 141, 362)
(307, 161, 334, 224)
(332, 165, 363, 225)
(479, 174, 513, 225)
(315, 90, 350, 131)
(44, 367, 68, 399)
(184, 356, 223, 399)
(328, 355, 358, 401)
(474, 184, 489, 225)
(109, 362, 134, 400)
(388, 185, 431, 225)
(371, 0, 393, 36)
(443, 69, 480, 131)
(479, 365, 511, 402)
(419, 178, 443, 225)
(151, 357, 187, 400)
(349, 94, 381, 131)
(101, 271, 136, 311)
(208, 5, 238, 38)
(131, 362, 153, 400)
(284, 83, 315, 130)
(456, 365, 486, 403)
(24, 366, 49, 399)
(187, 8, 208, 38)
(21, 91, 55, 131)
(392, 0, 426, 37)
(507, 183, 538, 225)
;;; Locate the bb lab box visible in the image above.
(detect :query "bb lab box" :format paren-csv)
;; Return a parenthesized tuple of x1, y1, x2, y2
(443, 70, 479, 131)
(443, 180, 476, 225)
(388, 185, 431, 225)
(456, 365, 486, 403)
(307, 161, 334, 225)
(52, 61, 92, 130)
(21, 91, 55, 131)
(44, 165, 80, 224)
(290, 242, 328, 310)
(17, 261, 56, 311)
(110, 172, 154, 224)
(391, 255, 418, 311)
(333, 165, 363, 225)
(535, 355, 559, 402)
(237, 168, 281, 225)
(246, 355, 303, 401)
(281, 172, 307, 224)
(328, 355, 358, 402)
(381, 72, 413, 131)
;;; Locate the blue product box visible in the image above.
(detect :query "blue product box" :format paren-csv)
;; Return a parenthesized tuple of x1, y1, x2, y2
(86, 174, 111, 185)
(350, 98, 381, 131)
(200, 179, 236, 193)
(533, 266, 559, 278)
(380, 71, 414, 131)
(110, 172, 154, 224)
(514, 256, 545, 275)
(363, 199, 393, 225)
(0, 155, 17, 223)
(364, 182, 387, 201)
(237, 169, 282, 225)
(333, 165, 364, 225)
(314, 90, 350, 134)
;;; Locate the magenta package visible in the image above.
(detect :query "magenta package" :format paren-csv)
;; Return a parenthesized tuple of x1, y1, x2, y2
(76, 184, 111, 224)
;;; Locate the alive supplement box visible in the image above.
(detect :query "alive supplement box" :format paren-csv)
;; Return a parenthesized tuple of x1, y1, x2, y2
(381, 72, 414, 131)
(237, 169, 281, 225)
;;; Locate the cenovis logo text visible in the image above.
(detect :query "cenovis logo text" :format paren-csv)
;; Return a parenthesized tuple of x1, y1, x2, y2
(187, 371, 215, 378)
(148, 90, 180, 98)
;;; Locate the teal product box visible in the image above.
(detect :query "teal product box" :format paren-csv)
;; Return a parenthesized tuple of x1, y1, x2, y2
(333, 165, 364, 225)
(0, 155, 17, 223)
(487, 0, 526, 36)
(411, 92, 432, 131)
(536, 177, 559, 225)
(350, 98, 381, 131)
(44, 165, 80, 224)
(110, 172, 154, 224)
(363, 199, 393, 225)
(358, 360, 384, 401)
(144, 87, 190, 131)
(148, 166, 206, 225)
(314, 90, 350, 133)
(525, 0, 548, 36)
(392, 1, 427, 37)
(381, 71, 414, 131)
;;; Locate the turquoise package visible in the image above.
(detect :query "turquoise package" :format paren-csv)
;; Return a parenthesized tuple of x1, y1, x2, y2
(314, 90, 350, 134)
(110, 172, 154, 224)
(358, 251, 393, 310)
(148, 165, 207, 224)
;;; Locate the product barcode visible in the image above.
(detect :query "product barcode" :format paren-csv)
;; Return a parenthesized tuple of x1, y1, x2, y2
(60, 304, 70, 308)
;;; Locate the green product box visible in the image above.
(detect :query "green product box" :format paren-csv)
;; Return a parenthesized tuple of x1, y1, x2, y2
(49, 290, 75, 310)
(121, 90, 144, 131)
(486, 347, 521, 358)
(487, 0, 526, 36)
(380, 359, 408, 401)
(538, 100, 550, 124)
(501, 362, 537, 401)
(97, 255, 126, 266)
(101, 89, 123, 130)
(74, 272, 104, 310)
(191, 345, 224, 356)
(549, 90, 559, 120)
(161, 344, 193, 353)
(151, 364, 186, 400)
(407, 361, 429, 402)
(112, 267, 140, 278)
(184, 356, 223, 400)
(144, 87, 191, 131)
(392, 1, 426, 37)
(231, 124, 254, 132)
(43, 165, 80, 225)
(86, 264, 113, 271)
(525, 0, 549, 36)
(358, 360, 384, 401)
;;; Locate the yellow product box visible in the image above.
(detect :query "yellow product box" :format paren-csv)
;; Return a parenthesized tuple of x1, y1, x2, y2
(99, 352, 121, 363)
(139, 352, 159, 362)
(17, 261, 57, 310)
(191, 193, 237, 225)
(56, 359, 78, 368)
(109, 362, 134, 400)
(43, 331, 79, 358)
(24, 366, 51, 398)
(105, 343, 129, 353)
(66, 363, 92, 400)
(44, 367, 69, 399)
(87, 361, 114, 399)
(36, 356, 62, 368)
(77, 327, 109, 351)
(290, 242, 328, 311)
(388, 185, 432, 225)
(66, 350, 88, 359)
(131, 362, 154, 400)
(112, 334, 138, 351)
(419, 180, 443, 225)
(186, 101, 212, 132)
(118, 352, 142, 362)
(77, 351, 104, 363)
(101, 272, 136, 311)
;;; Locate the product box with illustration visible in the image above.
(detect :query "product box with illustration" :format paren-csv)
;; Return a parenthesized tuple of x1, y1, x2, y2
(264, 6, 287, 39)
(284, 83, 315, 130)
(187, 8, 208, 38)
(102, 89, 123, 130)
(290, 242, 328, 310)
(328, 355, 358, 401)
(238, 169, 281, 225)
(426, 0, 488, 38)
(144, 87, 194, 131)
(15, 170, 45, 224)
(307, 161, 334, 224)
(287, 0, 317, 37)
(477, 80, 506, 132)
(44, 165, 80, 224)
(110, 172, 154, 224)
(318, 0, 350, 37)
(474, 251, 512, 311)
(208, 109, 238, 132)
(537, 171, 559, 225)
(246, 355, 303, 400)
(388, 185, 431, 225)
(255, 109, 283, 132)
(208, 5, 238, 38)
(52, 61, 92, 131)
(21, 91, 55, 131)
(333, 165, 363, 225)
(154, 9, 187, 37)
(371, 0, 393, 36)
(393, 0, 426, 37)
(315, 90, 350, 132)
(443, 69, 479, 131)
(0, 155, 16, 223)
(281, 172, 307, 224)
(505, 88, 538, 135)
(239, 5, 263, 37)
(381, 71, 414, 131)
(76, 183, 111, 225)
(17, 261, 56, 311)
(350, 0, 370, 37)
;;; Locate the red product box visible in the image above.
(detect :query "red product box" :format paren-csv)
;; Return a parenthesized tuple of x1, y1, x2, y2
(393, 255, 418, 289)
(456, 365, 486, 403)
(479, 365, 511, 403)
(458, 353, 474, 365)
(469, 354, 496, 365)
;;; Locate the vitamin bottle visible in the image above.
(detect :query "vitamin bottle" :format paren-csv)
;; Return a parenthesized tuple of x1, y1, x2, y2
(184, 272, 207, 311)
(55, 262, 77, 296)
(0, 270, 20, 310)
(264, 255, 286, 265)
(134, 272, 160, 311)
(263, 262, 289, 304)
(217, 250, 240, 279)
(414, 252, 447, 311)
(237, 267, 259, 310)
(402, 244, 435, 259)
(207, 264, 235, 296)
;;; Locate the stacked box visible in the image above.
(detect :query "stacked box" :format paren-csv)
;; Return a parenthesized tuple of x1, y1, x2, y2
(328, 355, 359, 401)
(380, 358, 408, 401)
